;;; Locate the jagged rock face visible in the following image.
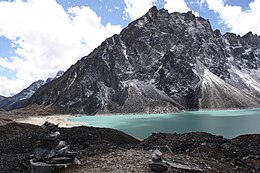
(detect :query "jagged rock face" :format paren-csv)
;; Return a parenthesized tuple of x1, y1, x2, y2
(27, 7, 260, 114)
(0, 71, 64, 111)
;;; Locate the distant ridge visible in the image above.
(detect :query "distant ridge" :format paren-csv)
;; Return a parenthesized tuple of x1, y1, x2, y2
(0, 70, 64, 111)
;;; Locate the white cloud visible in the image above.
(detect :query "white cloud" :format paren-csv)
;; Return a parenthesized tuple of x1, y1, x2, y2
(0, 0, 122, 96)
(164, 0, 190, 13)
(123, 0, 158, 20)
(206, 0, 224, 12)
(0, 76, 26, 96)
(204, 0, 260, 35)
(164, 0, 199, 16)
(123, 0, 199, 21)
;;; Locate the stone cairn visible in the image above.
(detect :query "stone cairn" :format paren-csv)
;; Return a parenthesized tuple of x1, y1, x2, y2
(30, 121, 80, 173)
(149, 149, 168, 172)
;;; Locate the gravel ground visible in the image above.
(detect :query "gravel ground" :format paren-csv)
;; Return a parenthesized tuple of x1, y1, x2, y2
(61, 147, 260, 173)
(0, 114, 259, 173)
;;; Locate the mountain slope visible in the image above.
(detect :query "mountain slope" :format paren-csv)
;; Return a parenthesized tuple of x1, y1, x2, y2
(0, 71, 64, 111)
(25, 7, 260, 114)
(0, 95, 6, 102)
(0, 80, 45, 111)
(194, 61, 260, 109)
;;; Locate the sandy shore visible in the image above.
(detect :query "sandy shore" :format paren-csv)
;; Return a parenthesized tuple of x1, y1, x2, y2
(15, 115, 88, 127)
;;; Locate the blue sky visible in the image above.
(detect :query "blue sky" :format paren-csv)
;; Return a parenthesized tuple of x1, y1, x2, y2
(0, 0, 259, 96)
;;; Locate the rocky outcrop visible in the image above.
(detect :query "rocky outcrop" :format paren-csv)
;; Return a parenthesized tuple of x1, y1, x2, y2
(25, 7, 260, 114)
(0, 122, 140, 173)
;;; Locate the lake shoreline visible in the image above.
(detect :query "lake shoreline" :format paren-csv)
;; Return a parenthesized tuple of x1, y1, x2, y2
(8, 107, 260, 139)
(4, 107, 259, 126)
(69, 108, 260, 139)
(71, 107, 260, 117)
(15, 114, 88, 127)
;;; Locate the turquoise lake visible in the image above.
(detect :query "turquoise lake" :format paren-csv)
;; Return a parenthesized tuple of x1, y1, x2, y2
(68, 108, 260, 139)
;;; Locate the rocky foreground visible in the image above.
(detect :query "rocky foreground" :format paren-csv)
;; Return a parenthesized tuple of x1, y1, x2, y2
(0, 122, 259, 173)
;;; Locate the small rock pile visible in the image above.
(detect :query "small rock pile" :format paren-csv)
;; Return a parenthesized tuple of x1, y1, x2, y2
(30, 121, 80, 173)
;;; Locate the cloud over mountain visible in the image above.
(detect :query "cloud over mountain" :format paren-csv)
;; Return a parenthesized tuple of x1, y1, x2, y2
(201, 0, 260, 35)
(0, 0, 122, 96)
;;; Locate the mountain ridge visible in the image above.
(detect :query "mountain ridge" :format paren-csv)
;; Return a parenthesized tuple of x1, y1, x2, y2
(0, 95, 6, 102)
(22, 7, 260, 114)
(0, 70, 64, 111)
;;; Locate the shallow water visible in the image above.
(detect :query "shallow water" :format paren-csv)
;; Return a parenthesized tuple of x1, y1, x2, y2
(69, 108, 260, 139)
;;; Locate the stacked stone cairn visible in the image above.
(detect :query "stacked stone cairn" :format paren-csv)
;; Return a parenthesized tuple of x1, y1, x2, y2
(30, 121, 80, 173)
(149, 149, 168, 172)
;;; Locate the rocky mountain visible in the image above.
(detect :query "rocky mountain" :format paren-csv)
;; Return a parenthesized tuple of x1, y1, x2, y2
(46, 70, 64, 83)
(0, 95, 6, 102)
(0, 71, 64, 111)
(25, 7, 260, 114)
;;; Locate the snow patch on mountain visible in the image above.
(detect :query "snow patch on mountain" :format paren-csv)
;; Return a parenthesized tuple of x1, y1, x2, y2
(195, 62, 260, 109)
(66, 72, 77, 89)
(228, 67, 260, 96)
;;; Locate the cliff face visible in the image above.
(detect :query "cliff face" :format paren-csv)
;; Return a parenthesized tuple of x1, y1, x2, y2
(26, 7, 260, 114)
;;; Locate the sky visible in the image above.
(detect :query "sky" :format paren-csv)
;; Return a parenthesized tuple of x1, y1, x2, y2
(0, 0, 259, 97)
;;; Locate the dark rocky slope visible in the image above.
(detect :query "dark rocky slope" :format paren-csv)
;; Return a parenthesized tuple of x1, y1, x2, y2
(0, 122, 259, 173)
(0, 122, 139, 173)
(0, 95, 6, 102)
(25, 7, 260, 114)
